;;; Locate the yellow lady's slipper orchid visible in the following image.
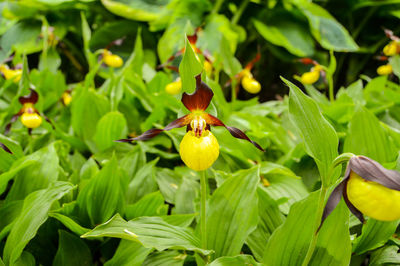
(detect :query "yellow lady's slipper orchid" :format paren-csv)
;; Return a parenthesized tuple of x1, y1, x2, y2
(347, 172, 400, 221)
(21, 112, 42, 129)
(62, 91, 72, 106)
(180, 129, 219, 171)
(0, 65, 22, 83)
(117, 74, 263, 171)
(377, 64, 392, 75)
(6, 89, 44, 133)
(165, 79, 182, 95)
(320, 156, 400, 229)
(103, 50, 123, 68)
(242, 76, 261, 94)
(383, 41, 399, 56)
(203, 60, 213, 76)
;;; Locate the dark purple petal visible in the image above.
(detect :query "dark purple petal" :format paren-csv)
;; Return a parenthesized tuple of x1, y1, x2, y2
(19, 89, 39, 104)
(181, 74, 213, 112)
(319, 163, 364, 231)
(116, 115, 192, 143)
(343, 181, 364, 224)
(319, 179, 347, 232)
(349, 156, 400, 191)
(0, 143, 12, 154)
(204, 113, 264, 151)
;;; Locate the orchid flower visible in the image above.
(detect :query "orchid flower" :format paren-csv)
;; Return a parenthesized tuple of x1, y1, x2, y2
(118, 74, 263, 171)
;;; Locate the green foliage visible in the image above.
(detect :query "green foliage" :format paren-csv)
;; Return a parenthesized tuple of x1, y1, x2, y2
(1, 0, 400, 265)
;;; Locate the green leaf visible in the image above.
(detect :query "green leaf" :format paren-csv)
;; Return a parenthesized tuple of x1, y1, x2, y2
(174, 176, 199, 214)
(142, 250, 186, 266)
(93, 111, 128, 151)
(352, 219, 400, 255)
(262, 192, 351, 266)
(178, 37, 203, 94)
(127, 158, 159, 204)
(390, 55, 400, 80)
(82, 214, 213, 256)
(3, 182, 74, 265)
(253, 14, 314, 57)
(101, 0, 172, 21)
(285, 77, 339, 186)
(53, 230, 92, 266)
(125, 191, 168, 220)
(4, 142, 60, 201)
(105, 240, 151, 266)
(209, 255, 262, 266)
(71, 87, 110, 151)
(369, 245, 400, 265)
(296, 3, 358, 52)
(77, 155, 126, 225)
(344, 105, 397, 163)
(246, 187, 285, 261)
(206, 166, 259, 259)
(123, 28, 144, 77)
(48, 212, 89, 236)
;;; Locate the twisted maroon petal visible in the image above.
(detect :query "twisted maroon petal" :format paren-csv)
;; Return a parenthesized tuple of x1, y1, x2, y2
(181, 74, 213, 112)
(19, 89, 39, 105)
(116, 114, 192, 143)
(204, 113, 264, 152)
(0, 143, 12, 154)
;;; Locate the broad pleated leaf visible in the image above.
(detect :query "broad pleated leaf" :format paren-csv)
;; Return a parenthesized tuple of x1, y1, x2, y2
(105, 240, 151, 266)
(208, 255, 262, 266)
(53, 230, 92, 266)
(206, 166, 259, 259)
(3, 182, 74, 265)
(344, 105, 397, 163)
(285, 77, 339, 186)
(82, 214, 212, 256)
(178, 38, 203, 94)
(353, 219, 400, 255)
(262, 192, 351, 266)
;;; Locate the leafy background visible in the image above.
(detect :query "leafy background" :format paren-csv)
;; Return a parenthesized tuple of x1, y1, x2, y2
(1, 0, 400, 265)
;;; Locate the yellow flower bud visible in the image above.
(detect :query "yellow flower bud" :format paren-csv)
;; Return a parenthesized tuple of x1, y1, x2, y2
(300, 70, 320, 85)
(103, 51, 123, 68)
(241, 76, 261, 94)
(347, 171, 400, 221)
(21, 112, 42, 129)
(2, 69, 22, 83)
(165, 80, 182, 95)
(62, 92, 72, 106)
(179, 130, 219, 171)
(204, 61, 212, 76)
(383, 41, 398, 56)
(377, 64, 392, 75)
(241, 69, 252, 79)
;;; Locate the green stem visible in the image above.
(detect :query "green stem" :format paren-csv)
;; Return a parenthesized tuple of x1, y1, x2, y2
(211, 0, 225, 15)
(301, 187, 328, 266)
(200, 170, 207, 250)
(231, 0, 250, 25)
(328, 75, 334, 102)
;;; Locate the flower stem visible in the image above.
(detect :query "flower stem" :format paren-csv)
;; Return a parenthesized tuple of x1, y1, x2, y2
(200, 170, 207, 250)
(301, 186, 328, 266)
(198, 171, 209, 264)
(231, 0, 250, 25)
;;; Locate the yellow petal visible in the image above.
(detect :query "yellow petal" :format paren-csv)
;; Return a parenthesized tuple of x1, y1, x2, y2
(165, 80, 182, 95)
(377, 64, 392, 75)
(300, 70, 320, 85)
(383, 41, 398, 56)
(241, 76, 261, 94)
(21, 112, 42, 129)
(179, 130, 219, 171)
(103, 53, 123, 68)
(347, 172, 400, 221)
